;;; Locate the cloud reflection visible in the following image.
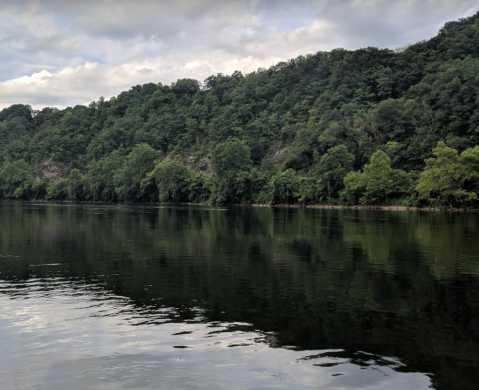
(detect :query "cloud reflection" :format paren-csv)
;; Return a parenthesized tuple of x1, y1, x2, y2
(0, 277, 432, 389)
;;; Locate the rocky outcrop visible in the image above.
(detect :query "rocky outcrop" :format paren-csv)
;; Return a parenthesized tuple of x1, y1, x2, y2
(197, 158, 214, 175)
(268, 144, 288, 165)
(34, 160, 67, 181)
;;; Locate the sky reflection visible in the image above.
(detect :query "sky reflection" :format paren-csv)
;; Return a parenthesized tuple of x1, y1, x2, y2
(0, 278, 432, 390)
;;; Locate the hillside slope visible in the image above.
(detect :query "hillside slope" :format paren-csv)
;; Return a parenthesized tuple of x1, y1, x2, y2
(1, 12, 479, 206)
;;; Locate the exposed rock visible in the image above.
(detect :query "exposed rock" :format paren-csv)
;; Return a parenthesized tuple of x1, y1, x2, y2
(197, 158, 214, 175)
(268, 145, 288, 165)
(35, 160, 67, 181)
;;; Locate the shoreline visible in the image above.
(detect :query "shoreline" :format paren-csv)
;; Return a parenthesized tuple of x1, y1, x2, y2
(248, 204, 477, 212)
(7, 199, 479, 213)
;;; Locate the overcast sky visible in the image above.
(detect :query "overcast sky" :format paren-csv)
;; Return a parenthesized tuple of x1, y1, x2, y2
(0, 0, 478, 110)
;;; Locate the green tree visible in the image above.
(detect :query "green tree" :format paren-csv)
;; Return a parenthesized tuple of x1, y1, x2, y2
(416, 141, 476, 206)
(341, 171, 365, 205)
(298, 176, 318, 205)
(46, 178, 68, 200)
(187, 172, 212, 204)
(362, 150, 397, 204)
(66, 169, 85, 200)
(148, 157, 191, 202)
(0, 159, 34, 199)
(31, 177, 50, 199)
(342, 150, 411, 205)
(250, 167, 273, 205)
(114, 144, 162, 202)
(85, 149, 125, 202)
(211, 139, 253, 203)
(460, 146, 479, 196)
(316, 145, 355, 201)
(270, 169, 299, 204)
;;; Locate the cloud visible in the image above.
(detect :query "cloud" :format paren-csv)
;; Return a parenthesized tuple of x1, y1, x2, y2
(0, 0, 478, 109)
(0, 52, 287, 109)
(314, 0, 479, 48)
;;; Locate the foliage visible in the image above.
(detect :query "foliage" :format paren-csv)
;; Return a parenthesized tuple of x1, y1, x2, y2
(211, 139, 253, 203)
(149, 157, 192, 203)
(270, 169, 299, 204)
(460, 146, 479, 194)
(1, 13, 479, 206)
(113, 144, 162, 202)
(316, 145, 355, 201)
(84, 149, 125, 202)
(0, 159, 34, 199)
(416, 141, 477, 206)
(46, 178, 68, 200)
(342, 150, 411, 205)
(66, 169, 85, 200)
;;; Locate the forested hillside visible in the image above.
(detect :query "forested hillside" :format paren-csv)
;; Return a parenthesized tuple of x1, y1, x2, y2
(1, 12, 479, 207)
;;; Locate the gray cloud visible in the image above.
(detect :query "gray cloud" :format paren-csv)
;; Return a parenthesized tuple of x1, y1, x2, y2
(44, 0, 251, 40)
(0, 0, 478, 109)
(314, 0, 479, 48)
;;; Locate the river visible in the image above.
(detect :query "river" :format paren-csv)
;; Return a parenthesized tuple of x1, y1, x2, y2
(0, 202, 478, 389)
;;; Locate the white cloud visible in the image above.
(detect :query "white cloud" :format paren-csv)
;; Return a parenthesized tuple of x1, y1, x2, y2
(0, 52, 287, 109)
(7, 69, 52, 85)
(0, 0, 478, 109)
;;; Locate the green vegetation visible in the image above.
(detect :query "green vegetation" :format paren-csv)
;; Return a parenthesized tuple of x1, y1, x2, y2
(2, 13, 479, 207)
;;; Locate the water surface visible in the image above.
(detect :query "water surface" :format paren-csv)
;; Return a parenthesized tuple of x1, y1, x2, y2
(1, 202, 478, 389)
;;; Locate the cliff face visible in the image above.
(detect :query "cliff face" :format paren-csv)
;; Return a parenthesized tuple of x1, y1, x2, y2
(34, 160, 67, 181)
(197, 158, 214, 175)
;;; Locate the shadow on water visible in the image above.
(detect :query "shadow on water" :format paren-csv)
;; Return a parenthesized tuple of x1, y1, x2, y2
(1, 201, 479, 389)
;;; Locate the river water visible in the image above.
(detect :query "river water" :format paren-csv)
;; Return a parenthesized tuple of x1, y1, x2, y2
(0, 202, 478, 389)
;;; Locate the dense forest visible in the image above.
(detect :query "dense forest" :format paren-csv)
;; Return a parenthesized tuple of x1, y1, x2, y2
(2, 12, 479, 207)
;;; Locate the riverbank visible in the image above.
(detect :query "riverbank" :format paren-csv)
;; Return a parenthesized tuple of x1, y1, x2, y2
(134, 201, 479, 213)
(4, 199, 479, 213)
(250, 204, 478, 212)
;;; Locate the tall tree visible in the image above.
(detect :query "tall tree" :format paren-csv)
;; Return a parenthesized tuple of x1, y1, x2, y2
(114, 144, 162, 202)
(148, 157, 191, 203)
(342, 150, 411, 205)
(316, 145, 355, 201)
(0, 159, 34, 199)
(211, 139, 253, 203)
(416, 141, 476, 206)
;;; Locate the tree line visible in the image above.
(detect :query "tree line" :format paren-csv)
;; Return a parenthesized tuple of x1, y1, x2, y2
(1, 12, 479, 207)
(1, 139, 478, 207)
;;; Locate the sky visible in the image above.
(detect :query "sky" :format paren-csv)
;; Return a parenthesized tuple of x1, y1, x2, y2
(0, 0, 478, 110)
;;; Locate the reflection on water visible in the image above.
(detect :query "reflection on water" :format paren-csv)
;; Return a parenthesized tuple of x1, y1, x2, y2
(1, 202, 478, 389)
(0, 278, 430, 390)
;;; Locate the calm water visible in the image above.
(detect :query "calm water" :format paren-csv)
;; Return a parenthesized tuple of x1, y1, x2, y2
(0, 203, 478, 390)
